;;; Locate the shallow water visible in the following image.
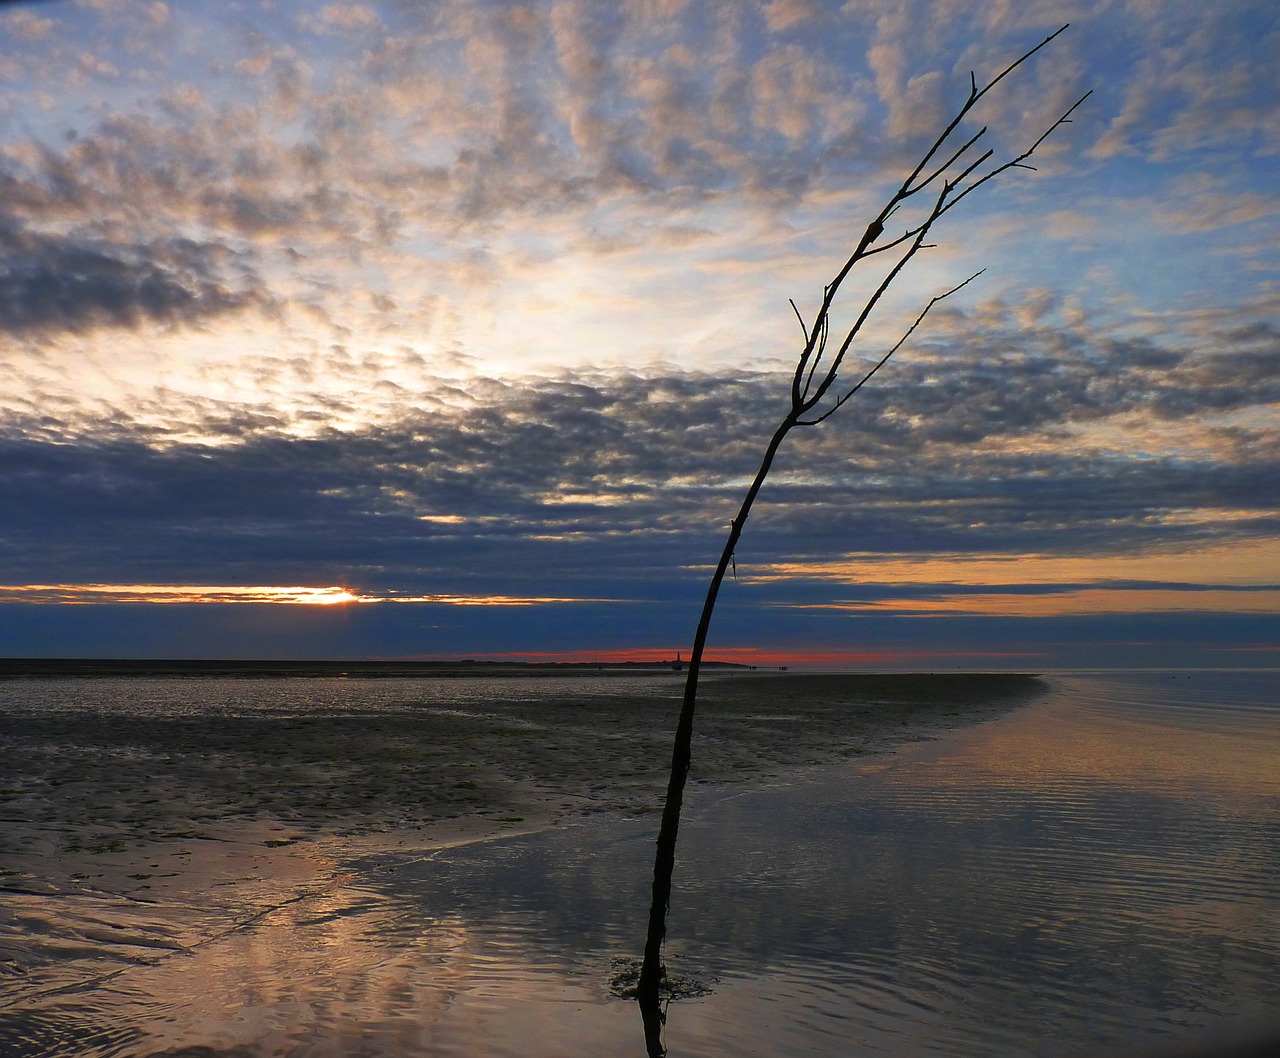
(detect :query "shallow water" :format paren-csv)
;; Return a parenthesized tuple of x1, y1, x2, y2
(2, 670, 1278, 1057)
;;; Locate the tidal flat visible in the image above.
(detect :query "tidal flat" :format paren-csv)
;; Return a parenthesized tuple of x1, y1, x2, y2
(3, 670, 1277, 1057)
(0, 671, 1040, 910)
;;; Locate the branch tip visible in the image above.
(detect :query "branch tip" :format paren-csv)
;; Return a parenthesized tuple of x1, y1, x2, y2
(788, 298, 808, 339)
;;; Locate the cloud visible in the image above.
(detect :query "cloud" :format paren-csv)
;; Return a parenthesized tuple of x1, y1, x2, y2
(312, 4, 381, 33)
(0, 583, 605, 606)
(780, 587, 1280, 618)
(0, 0, 1273, 658)
(2, 0, 1254, 384)
(3, 8, 57, 41)
(764, 0, 827, 33)
(1157, 182, 1280, 235)
(0, 293, 1274, 603)
(0, 219, 259, 335)
(1087, 2, 1280, 161)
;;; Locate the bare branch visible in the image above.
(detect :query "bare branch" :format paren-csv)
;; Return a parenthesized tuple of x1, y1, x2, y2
(788, 299, 808, 340)
(799, 185, 950, 414)
(858, 224, 928, 258)
(950, 146, 996, 191)
(905, 125, 988, 199)
(639, 30, 1088, 1051)
(939, 90, 1092, 217)
(801, 310, 831, 402)
(787, 36, 1085, 435)
(791, 221, 883, 403)
(864, 88, 1086, 266)
(797, 270, 985, 426)
(896, 24, 1070, 198)
(974, 22, 1070, 103)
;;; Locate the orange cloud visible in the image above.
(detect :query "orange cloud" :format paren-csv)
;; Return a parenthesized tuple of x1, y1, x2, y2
(778, 588, 1280, 618)
(749, 539, 1279, 589)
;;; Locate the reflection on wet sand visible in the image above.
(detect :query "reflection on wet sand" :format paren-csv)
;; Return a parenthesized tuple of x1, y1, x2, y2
(1, 671, 1277, 1057)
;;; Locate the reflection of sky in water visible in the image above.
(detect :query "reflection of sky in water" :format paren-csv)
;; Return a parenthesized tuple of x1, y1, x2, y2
(3, 671, 1278, 1057)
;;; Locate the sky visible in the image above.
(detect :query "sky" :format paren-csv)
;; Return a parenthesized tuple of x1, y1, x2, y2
(0, 0, 1276, 668)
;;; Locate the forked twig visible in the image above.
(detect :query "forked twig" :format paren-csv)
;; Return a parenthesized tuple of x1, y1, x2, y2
(797, 269, 985, 427)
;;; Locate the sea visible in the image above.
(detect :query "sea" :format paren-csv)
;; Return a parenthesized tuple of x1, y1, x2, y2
(1, 669, 1278, 1057)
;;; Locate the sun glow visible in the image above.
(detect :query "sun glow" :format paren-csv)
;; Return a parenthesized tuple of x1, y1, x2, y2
(0, 584, 378, 605)
(0, 585, 608, 607)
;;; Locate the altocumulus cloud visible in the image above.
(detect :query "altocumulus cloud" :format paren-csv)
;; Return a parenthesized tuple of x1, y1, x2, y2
(0, 0, 1276, 661)
(0, 220, 259, 335)
(1, 303, 1275, 600)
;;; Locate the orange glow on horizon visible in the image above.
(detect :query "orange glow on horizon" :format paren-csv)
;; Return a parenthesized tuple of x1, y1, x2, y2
(0, 583, 375, 605)
(776, 587, 1280, 618)
(747, 539, 1280, 589)
(472, 646, 1042, 668)
(307, 589, 364, 605)
(0, 584, 609, 607)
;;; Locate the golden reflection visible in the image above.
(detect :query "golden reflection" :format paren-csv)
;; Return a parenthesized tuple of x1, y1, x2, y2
(898, 688, 1280, 811)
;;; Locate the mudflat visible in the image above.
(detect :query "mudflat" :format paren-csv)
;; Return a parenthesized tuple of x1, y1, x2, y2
(0, 671, 1043, 923)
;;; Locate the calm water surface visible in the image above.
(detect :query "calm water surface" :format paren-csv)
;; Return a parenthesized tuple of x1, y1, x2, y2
(2, 670, 1278, 1057)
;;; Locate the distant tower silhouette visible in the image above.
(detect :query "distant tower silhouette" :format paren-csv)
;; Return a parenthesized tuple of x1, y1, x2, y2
(672, 652, 682, 671)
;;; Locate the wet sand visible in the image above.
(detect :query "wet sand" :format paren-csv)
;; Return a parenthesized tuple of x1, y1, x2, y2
(0, 672, 1043, 993)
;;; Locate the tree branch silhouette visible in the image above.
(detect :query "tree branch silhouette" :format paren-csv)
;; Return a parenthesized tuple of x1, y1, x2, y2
(638, 26, 1089, 1056)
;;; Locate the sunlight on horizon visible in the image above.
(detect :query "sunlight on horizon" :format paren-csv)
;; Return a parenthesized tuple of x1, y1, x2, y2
(0, 584, 612, 607)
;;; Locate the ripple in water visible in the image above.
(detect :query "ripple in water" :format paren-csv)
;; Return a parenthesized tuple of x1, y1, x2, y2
(2, 671, 1278, 1056)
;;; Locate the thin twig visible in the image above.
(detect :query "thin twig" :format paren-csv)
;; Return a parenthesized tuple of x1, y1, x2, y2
(797, 270, 985, 426)
(788, 299, 808, 339)
(790, 25, 1076, 406)
(939, 90, 1091, 217)
(896, 24, 1070, 198)
(800, 186, 949, 414)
